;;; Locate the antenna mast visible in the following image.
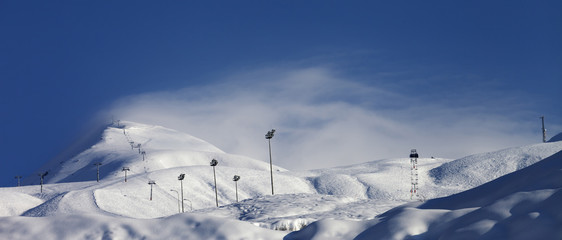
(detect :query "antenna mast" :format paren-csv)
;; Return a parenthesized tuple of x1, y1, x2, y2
(540, 116, 547, 143)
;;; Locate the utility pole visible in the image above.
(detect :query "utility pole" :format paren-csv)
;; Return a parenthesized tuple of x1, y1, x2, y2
(265, 129, 276, 195)
(94, 162, 102, 182)
(178, 173, 185, 213)
(233, 175, 240, 203)
(540, 116, 547, 143)
(210, 159, 219, 207)
(15, 176, 22, 187)
(38, 171, 48, 193)
(122, 167, 130, 182)
(148, 180, 156, 201)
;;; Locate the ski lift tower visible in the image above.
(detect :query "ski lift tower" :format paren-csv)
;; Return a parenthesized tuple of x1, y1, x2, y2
(122, 167, 130, 182)
(409, 149, 419, 200)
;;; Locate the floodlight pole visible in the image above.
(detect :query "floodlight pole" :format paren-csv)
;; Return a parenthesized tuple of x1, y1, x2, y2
(15, 176, 22, 187)
(266, 129, 276, 195)
(210, 159, 219, 207)
(38, 171, 48, 193)
(233, 175, 240, 202)
(178, 173, 185, 213)
(122, 167, 130, 182)
(148, 180, 156, 201)
(541, 116, 547, 143)
(170, 189, 180, 213)
(94, 162, 102, 182)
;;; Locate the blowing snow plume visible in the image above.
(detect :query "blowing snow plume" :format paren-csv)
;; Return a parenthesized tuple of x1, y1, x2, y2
(105, 66, 538, 171)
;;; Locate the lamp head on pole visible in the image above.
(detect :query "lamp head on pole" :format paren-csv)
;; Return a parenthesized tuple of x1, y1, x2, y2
(178, 173, 185, 180)
(210, 159, 218, 166)
(233, 175, 240, 181)
(409, 149, 419, 159)
(265, 129, 276, 139)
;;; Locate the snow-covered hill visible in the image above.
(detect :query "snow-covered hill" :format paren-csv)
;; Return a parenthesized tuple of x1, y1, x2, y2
(287, 150, 562, 239)
(26, 121, 280, 185)
(429, 141, 562, 191)
(1, 121, 561, 239)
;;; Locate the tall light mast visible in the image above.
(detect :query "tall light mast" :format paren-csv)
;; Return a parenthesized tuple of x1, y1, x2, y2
(38, 171, 48, 193)
(178, 173, 185, 213)
(233, 175, 241, 203)
(409, 149, 419, 200)
(265, 129, 276, 195)
(210, 159, 219, 207)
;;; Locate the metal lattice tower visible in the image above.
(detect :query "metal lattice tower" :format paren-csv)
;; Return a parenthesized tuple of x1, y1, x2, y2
(409, 149, 419, 200)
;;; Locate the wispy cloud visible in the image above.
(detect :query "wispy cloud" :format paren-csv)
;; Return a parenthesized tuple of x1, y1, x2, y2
(106, 65, 540, 170)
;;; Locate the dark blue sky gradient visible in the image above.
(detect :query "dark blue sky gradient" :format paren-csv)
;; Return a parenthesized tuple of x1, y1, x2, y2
(1, 1, 561, 187)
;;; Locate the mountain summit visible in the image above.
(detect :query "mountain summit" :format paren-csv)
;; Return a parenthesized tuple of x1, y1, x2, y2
(30, 121, 279, 184)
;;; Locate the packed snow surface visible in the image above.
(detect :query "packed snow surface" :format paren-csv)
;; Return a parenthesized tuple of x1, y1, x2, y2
(1, 121, 561, 239)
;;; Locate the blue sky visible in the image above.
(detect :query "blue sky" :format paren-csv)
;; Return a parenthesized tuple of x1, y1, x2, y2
(1, 1, 561, 187)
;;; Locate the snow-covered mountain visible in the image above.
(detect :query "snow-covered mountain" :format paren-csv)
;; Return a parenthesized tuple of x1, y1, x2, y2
(1, 121, 561, 239)
(27, 121, 280, 185)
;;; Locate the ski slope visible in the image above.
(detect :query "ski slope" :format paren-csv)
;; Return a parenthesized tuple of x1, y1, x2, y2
(1, 121, 561, 239)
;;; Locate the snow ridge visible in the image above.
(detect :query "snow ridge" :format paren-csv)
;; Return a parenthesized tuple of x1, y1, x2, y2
(429, 141, 562, 189)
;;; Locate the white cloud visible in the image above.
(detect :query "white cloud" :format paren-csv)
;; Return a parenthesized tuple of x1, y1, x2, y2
(106, 66, 539, 170)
